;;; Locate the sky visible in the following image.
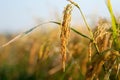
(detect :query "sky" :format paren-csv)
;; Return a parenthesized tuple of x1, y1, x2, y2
(0, 0, 120, 33)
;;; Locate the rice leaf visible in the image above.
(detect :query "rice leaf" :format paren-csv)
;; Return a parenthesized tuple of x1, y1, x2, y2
(50, 21, 91, 40)
(0, 22, 49, 48)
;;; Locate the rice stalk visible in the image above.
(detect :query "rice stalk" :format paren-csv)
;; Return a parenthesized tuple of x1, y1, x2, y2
(68, 0, 101, 54)
(88, 42, 92, 62)
(116, 63, 120, 78)
(60, 4, 72, 72)
(103, 57, 116, 80)
(68, 0, 93, 39)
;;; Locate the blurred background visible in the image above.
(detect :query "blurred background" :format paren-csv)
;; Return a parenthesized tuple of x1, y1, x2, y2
(0, 0, 120, 80)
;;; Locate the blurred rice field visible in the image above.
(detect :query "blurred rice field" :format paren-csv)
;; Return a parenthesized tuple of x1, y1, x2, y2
(0, 0, 120, 80)
(0, 26, 89, 80)
(0, 17, 120, 80)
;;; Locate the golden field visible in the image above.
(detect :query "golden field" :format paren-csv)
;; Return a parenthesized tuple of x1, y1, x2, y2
(0, 0, 120, 80)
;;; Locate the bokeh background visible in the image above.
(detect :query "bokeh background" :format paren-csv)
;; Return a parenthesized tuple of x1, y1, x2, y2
(0, 0, 120, 80)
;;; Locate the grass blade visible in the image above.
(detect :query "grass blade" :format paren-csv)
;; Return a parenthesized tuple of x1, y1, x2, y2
(0, 22, 49, 48)
(106, 0, 120, 50)
(106, 0, 117, 39)
(71, 28, 91, 40)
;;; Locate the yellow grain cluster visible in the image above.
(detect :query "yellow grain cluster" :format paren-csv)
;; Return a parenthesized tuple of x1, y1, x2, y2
(60, 4, 72, 72)
(94, 19, 111, 52)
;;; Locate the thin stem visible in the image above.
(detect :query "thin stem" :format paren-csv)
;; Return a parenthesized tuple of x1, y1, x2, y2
(68, 0, 93, 39)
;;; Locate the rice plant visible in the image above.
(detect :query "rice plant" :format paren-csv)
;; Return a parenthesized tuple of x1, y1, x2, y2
(0, 0, 120, 80)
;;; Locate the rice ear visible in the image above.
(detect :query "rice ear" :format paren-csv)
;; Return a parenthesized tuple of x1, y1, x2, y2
(60, 4, 72, 72)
